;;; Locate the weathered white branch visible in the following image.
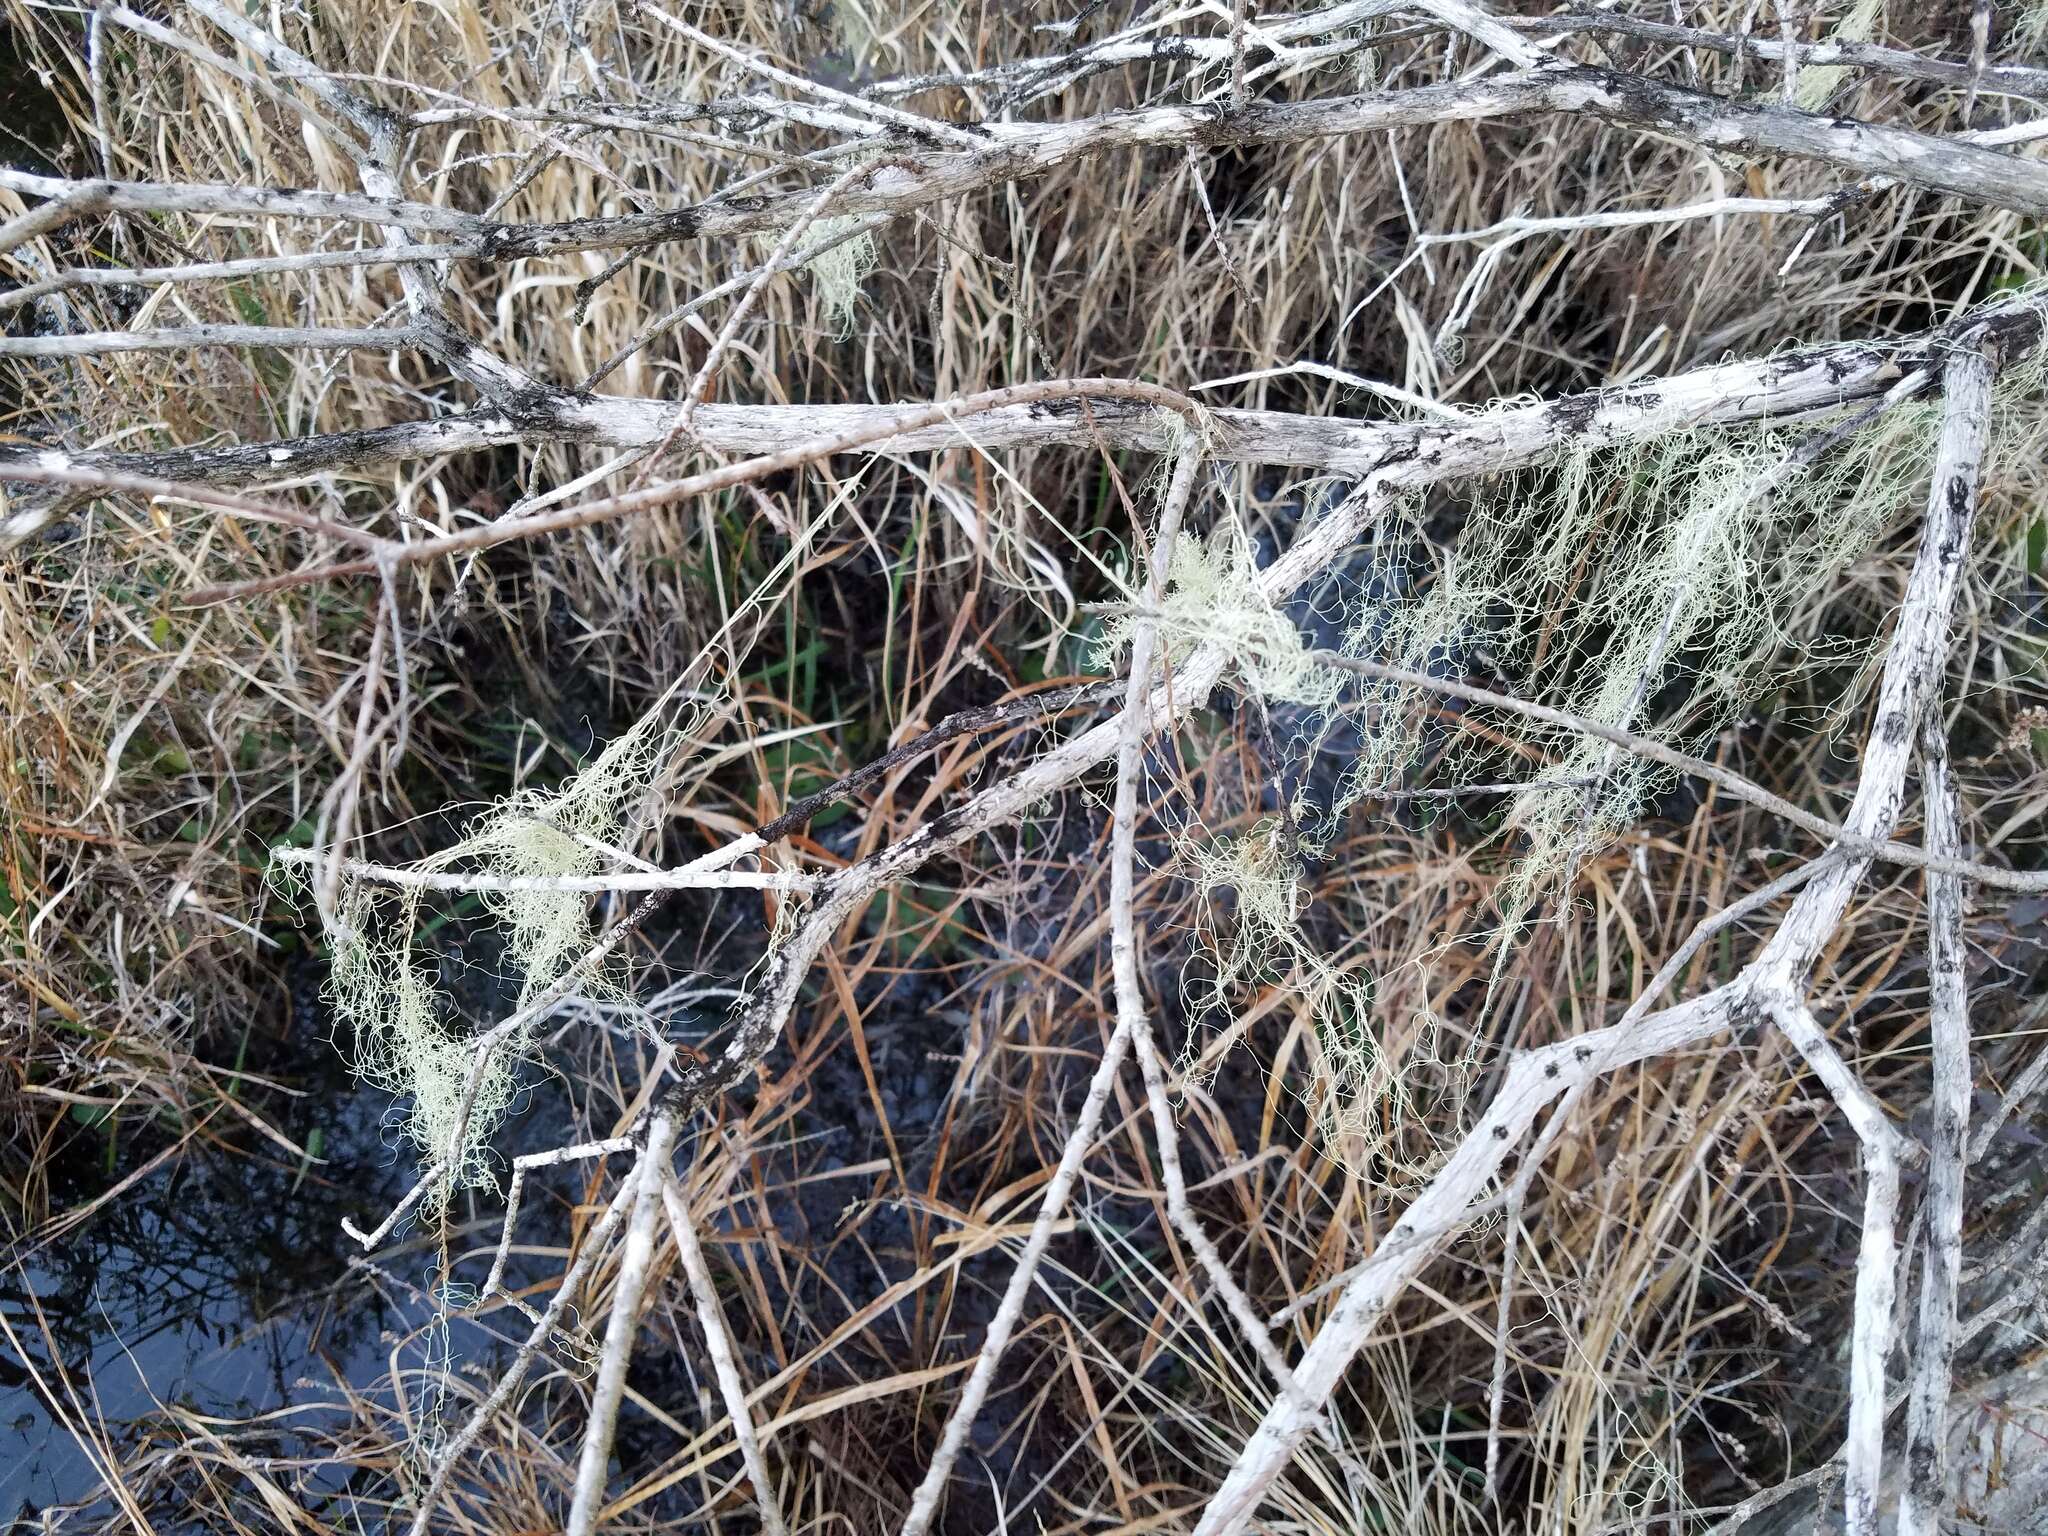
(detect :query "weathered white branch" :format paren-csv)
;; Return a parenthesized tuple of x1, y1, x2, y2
(566, 1111, 679, 1536)
(659, 1168, 790, 1536)
(1761, 994, 1910, 1536)
(874, 0, 2048, 107)
(477, 1137, 636, 1304)
(9, 300, 2034, 508)
(1409, 0, 1544, 66)
(1515, 9, 2048, 100)
(1900, 719, 1971, 1536)
(0, 185, 111, 250)
(1188, 327, 2006, 1536)
(338, 1154, 447, 1249)
(0, 242, 483, 315)
(1750, 331, 1998, 987)
(269, 846, 815, 895)
(1194, 985, 1747, 1536)
(8, 57, 2048, 275)
(1478, 852, 1833, 1501)
(0, 323, 413, 358)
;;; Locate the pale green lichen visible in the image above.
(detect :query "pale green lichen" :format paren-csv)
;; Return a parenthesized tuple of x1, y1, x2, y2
(1794, 0, 1887, 111)
(1304, 377, 1996, 930)
(309, 692, 689, 1198)
(1181, 818, 1435, 1156)
(1115, 301, 2047, 1162)
(2014, 0, 2048, 56)
(797, 216, 879, 339)
(1093, 518, 1344, 711)
(828, 0, 880, 65)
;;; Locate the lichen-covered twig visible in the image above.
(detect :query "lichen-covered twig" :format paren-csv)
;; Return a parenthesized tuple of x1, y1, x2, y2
(1187, 326, 2005, 1536)
(1102, 450, 1332, 1432)
(1308, 649, 2048, 892)
(896, 443, 1204, 1536)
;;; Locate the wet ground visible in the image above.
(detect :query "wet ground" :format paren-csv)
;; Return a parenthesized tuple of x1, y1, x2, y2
(0, 951, 693, 1531)
(0, 976, 408, 1527)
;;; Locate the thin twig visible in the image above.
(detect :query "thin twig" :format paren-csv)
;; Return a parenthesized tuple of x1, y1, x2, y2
(405, 1175, 639, 1536)
(659, 1168, 790, 1536)
(566, 1112, 680, 1536)
(1103, 448, 1331, 1429)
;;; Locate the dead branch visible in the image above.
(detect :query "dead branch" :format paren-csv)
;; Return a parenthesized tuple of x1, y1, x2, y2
(565, 1111, 679, 1536)
(1186, 326, 2005, 1536)
(7, 299, 2034, 505)
(9, 56, 2048, 277)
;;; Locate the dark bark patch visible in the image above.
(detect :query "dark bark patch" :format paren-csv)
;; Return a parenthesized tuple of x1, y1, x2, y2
(1546, 389, 1602, 436)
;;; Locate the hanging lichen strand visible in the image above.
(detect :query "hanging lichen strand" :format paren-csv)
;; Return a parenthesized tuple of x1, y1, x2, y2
(314, 696, 687, 1198)
(1149, 344, 2047, 1161)
(801, 216, 882, 339)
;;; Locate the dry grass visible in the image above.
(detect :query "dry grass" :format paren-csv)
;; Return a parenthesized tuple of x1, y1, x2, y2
(3, 0, 2047, 1531)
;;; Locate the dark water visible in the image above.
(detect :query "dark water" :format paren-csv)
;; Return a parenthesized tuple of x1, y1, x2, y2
(0, 1018, 410, 1529)
(0, 22, 70, 181)
(0, 908, 728, 1531)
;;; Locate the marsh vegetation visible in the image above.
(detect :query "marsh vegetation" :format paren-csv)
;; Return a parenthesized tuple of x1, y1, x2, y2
(3, 1, 2048, 1533)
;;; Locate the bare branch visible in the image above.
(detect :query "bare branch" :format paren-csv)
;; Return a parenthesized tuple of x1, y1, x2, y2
(0, 323, 414, 358)
(659, 1168, 790, 1536)
(0, 243, 482, 316)
(1516, 9, 2048, 101)
(566, 1112, 679, 1536)
(1409, 0, 1545, 67)
(181, 379, 1205, 601)
(1762, 996, 1909, 1536)
(10, 59, 2048, 280)
(7, 297, 2028, 490)
(1901, 718, 1972, 1536)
